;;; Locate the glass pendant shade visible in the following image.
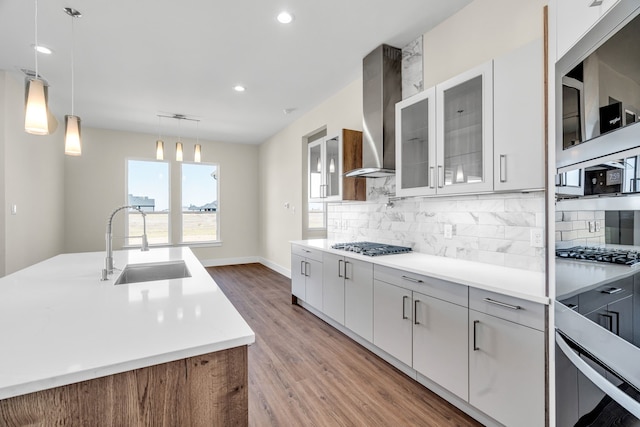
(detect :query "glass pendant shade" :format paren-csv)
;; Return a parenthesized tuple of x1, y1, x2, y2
(316, 157, 321, 172)
(194, 144, 201, 163)
(329, 157, 335, 173)
(156, 140, 164, 160)
(176, 142, 183, 162)
(25, 78, 49, 135)
(64, 115, 81, 156)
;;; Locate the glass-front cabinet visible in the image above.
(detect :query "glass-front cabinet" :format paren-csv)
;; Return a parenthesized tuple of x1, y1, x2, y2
(436, 61, 493, 194)
(308, 129, 365, 202)
(396, 88, 436, 197)
(396, 62, 493, 197)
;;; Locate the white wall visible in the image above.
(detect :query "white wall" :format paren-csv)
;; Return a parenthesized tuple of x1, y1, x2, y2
(64, 127, 259, 263)
(423, 0, 546, 88)
(1, 71, 66, 275)
(258, 78, 363, 272)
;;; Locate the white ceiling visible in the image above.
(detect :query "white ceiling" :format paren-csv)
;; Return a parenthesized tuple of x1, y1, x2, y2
(0, 0, 471, 144)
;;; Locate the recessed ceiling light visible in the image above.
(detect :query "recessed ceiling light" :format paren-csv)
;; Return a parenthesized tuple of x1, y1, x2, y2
(234, 85, 246, 92)
(32, 44, 52, 55)
(277, 11, 294, 24)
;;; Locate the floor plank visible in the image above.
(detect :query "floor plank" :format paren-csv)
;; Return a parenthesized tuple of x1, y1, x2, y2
(207, 263, 483, 427)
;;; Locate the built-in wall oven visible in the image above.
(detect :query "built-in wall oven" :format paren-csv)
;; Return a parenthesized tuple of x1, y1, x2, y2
(555, 302, 640, 426)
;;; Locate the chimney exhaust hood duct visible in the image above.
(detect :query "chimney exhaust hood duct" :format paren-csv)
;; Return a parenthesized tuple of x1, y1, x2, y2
(346, 44, 402, 178)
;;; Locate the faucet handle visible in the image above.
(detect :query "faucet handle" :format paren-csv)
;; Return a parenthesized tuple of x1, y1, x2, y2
(100, 268, 109, 281)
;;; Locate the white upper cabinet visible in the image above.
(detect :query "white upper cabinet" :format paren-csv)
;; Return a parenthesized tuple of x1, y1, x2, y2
(493, 38, 545, 191)
(556, 0, 620, 60)
(436, 61, 494, 195)
(396, 62, 493, 197)
(396, 88, 437, 197)
(308, 137, 342, 202)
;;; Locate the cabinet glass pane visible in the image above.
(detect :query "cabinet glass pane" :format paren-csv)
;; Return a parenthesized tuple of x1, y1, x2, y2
(325, 137, 340, 198)
(443, 75, 483, 186)
(401, 97, 430, 189)
(309, 143, 322, 198)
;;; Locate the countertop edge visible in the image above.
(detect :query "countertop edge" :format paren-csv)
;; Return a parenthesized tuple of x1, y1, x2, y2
(291, 240, 549, 305)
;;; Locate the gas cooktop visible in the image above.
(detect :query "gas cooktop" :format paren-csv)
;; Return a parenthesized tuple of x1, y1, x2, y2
(331, 241, 412, 257)
(556, 246, 640, 266)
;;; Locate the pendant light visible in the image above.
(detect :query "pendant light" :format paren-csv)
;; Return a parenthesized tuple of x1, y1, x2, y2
(329, 158, 335, 173)
(64, 8, 82, 156)
(156, 116, 164, 160)
(24, 0, 49, 135)
(194, 121, 201, 162)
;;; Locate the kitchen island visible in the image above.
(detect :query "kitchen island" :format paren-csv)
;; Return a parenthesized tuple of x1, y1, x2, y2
(0, 247, 254, 426)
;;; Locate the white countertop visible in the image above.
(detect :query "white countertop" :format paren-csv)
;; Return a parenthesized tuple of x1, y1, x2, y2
(0, 247, 255, 400)
(556, 258, 639, 300)
(292, 240, 548, 305)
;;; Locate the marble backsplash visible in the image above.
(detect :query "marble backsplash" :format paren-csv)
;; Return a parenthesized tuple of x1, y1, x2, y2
(554, 210, 605, 248)
(328, 177, 546, 272)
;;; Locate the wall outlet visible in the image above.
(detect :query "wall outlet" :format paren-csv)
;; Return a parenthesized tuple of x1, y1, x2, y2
(10, 204, 17, 215)
(530, 228, 544, 248)
(444, 224, 453, 239)
(595, 221, 601, 232)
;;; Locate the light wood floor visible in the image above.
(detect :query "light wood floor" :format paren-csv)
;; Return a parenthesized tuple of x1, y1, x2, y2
(207, 263, 483, 427)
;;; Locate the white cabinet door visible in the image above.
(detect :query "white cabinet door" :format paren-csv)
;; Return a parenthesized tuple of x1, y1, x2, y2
(494, 38, 545, 191)
(345, 260, 374, 342)
(305, 258, 323, 310)
(322, 252, 345, 325)
(413, 292, 468, 401)
(436, 61, 494, 195)
(556, 0, 620, 60)
(373, 280, 413, 366)
(469, 311, 545, 427)
(291, 254, 306, 300)
(396, 88, 437, 197)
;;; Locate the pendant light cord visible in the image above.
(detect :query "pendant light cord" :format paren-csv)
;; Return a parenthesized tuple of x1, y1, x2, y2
(71, 14, 75, 115)
(34, 0, 38, 78)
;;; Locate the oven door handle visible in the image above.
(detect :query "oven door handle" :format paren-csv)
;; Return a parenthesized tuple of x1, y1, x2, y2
(556, 331, 640, 419)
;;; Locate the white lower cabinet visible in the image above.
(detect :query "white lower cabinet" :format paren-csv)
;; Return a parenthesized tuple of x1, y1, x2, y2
(344, 259, 374, 342)
(468, 290, 545, 427)
(323, 253, 373, 327)
(291, 245, 323, 310)
(413, 292, 468, 401)
(373, 280, 413, 366)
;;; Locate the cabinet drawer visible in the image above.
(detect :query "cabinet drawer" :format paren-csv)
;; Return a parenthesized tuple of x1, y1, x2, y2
(577, 276, 633, 315)
(374, 265, 467, 307)
(291, 245, 323, 262)
(469, 288, 544, 331)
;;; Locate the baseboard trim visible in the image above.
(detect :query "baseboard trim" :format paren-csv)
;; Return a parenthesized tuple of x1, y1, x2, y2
(258, 257, 290, 278)
(200, 257, 259, 267)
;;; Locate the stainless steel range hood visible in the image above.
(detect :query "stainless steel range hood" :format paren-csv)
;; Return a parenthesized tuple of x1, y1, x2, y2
(345, 44, 402, 178)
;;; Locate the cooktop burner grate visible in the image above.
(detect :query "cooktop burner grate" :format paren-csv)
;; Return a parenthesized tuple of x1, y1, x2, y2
(331, 241, 412, 257)
(556, 246, 640, 266)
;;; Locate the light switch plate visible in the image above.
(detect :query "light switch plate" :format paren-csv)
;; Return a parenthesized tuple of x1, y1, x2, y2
(444, 224, 453, 239)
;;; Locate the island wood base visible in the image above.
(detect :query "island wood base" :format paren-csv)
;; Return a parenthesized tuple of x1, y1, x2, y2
(0, 345, 248, 426)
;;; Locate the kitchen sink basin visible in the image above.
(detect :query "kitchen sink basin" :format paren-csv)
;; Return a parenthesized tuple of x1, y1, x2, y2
(114, 260, 191, 285)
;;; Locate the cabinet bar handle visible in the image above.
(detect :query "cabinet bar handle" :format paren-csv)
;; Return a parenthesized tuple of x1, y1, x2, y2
(601, 313, 614, 332)
(609, 311, 621, 336)
(305, 262, 310, 277)
(429, 166, 435, 189)
(414, 300, 420, 325)
(438, 165, 444, 188)
(402, 296, 409, 320)
(484, 297, 522, 310)
(300, 260, 305, 276)
(473, 320, 480, 351)
(601, 287, 623, 294)
(401, 275, 423, 283)
(499, 154, 507, 183)
(344, 261, 351, 280)
(338, 260, 344, 278)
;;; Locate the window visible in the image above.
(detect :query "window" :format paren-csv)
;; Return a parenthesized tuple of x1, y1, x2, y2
(308, 202, 326, 229)
(181, 163, 219, 243)
(127, 160, 170, 245)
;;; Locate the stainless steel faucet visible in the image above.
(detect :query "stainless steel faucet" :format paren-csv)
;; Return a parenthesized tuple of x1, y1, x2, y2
(101, 205, 149, 280)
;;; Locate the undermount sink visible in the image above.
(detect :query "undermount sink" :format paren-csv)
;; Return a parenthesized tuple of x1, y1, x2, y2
(114, 260, 191, 285)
